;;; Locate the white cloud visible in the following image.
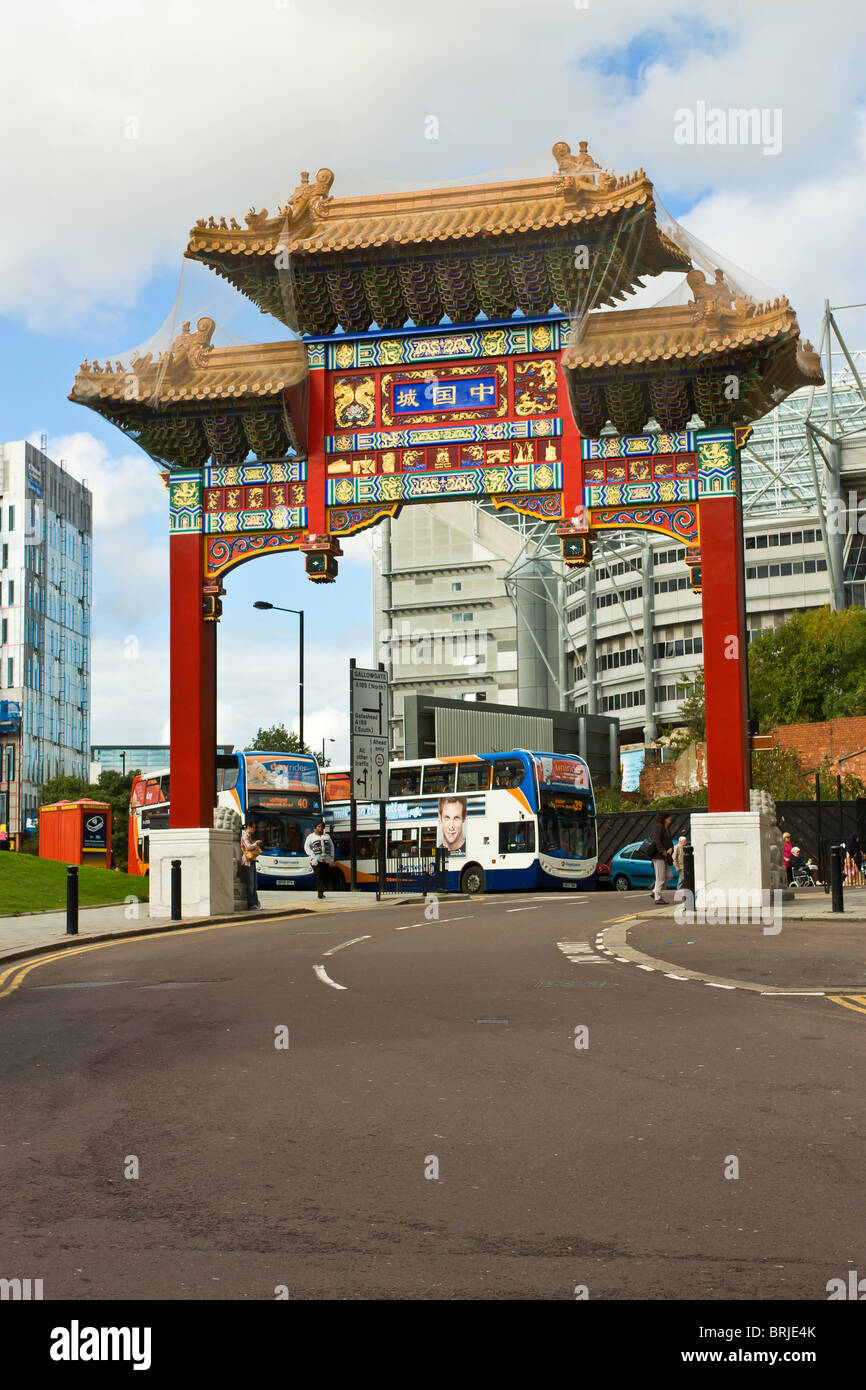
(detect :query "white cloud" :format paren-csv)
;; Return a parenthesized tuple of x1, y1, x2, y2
(9, 0, 866, 748)
(2, 0, 864, 331)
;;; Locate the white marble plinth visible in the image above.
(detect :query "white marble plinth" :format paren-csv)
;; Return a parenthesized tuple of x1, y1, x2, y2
(148, 827, 236, 919)
(690, 807, 790, 904)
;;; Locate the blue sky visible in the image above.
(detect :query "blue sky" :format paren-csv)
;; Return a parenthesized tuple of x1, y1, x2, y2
(3, 0, 865, 762)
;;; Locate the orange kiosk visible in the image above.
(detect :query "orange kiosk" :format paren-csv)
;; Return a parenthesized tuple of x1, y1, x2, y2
(39, 800, 112, 869)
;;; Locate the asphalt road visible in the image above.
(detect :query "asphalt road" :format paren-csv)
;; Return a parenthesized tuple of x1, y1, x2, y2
(0, 890, 862, 1301)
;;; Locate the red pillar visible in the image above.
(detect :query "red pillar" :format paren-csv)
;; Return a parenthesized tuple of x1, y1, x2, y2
(306, 365, 328, 536)
(700, 496, 750, 813)
(169, 531, 216, 828)
(558, 352, 583, 521)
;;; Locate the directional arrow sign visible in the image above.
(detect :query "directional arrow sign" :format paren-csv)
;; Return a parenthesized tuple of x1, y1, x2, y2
(350, 666, 390, 801)
(351, 734, 389, 802)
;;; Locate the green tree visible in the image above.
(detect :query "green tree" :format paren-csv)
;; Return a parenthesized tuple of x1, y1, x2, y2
(661, 670, 705, 754)
(246, 723, 309, 754)
(748, 605, 866, 729)
(676, 669, 706, 742)
(245, 723, 333, 762)
(751, 747, 866, 801)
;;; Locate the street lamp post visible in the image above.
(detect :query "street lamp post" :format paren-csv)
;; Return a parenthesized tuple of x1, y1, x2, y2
(322, 737, 335, 765)
(253, 602, 305, 748)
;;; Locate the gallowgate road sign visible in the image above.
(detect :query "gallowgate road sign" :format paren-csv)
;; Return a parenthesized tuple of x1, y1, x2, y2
(350, 665, 389, 803)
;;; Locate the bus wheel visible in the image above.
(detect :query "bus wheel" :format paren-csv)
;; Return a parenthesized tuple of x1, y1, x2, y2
(460, 864, 486, 895)
(329, 869, 348, 892)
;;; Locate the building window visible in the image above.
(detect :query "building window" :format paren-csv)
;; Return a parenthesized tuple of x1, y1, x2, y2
(7, 507, 13, 532)
(6, 580, 13, 605)
(6, 657, 12, 686)
(5, 745, 13, 782)
(451, 582, 462, 592)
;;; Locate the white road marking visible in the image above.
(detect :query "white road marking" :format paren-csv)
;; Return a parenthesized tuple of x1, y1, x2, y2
(395, 913, 473, 931)
(313, 965, 347, 991)
(760, 990, 828, 996)
(506, 906, 542, 913)
(322, 935, 371, 957)
(705, 982, 736, 989)
(664, 972, 688, 980)
(557, 941, 610, 965)
(636, 964, 656, 972)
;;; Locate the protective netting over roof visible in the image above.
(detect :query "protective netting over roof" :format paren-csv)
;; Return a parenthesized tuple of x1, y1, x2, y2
(186, 140, 691, 339)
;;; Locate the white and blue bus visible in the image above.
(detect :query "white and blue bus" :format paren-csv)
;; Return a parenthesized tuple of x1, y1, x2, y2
(322, 750, 597, 894)
(129, 751, 324, 888)
(219, 751, 324, 889)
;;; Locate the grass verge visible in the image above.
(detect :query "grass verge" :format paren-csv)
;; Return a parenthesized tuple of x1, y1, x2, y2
(0, 853, 148, 915)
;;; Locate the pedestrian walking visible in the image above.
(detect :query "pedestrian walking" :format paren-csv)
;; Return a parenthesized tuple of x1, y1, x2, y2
(672, 835, 687, 877)
(651, 811, 674, 904)
(782, 832, 793, 885)
(304, 820, 335, 899)
(241, 819, 262, 909)
(846, 833, 862, 885)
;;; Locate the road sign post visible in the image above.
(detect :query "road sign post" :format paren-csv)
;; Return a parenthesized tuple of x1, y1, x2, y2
(349, 660, 390, 893)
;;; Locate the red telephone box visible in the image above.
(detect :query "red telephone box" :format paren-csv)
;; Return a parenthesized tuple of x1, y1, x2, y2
(39, 800, 112, 869)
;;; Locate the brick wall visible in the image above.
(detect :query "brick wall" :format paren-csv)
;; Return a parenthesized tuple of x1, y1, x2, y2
(639, 760, 677, 799)
(639, 742, 708, 800)
(770, 716, 866, 782)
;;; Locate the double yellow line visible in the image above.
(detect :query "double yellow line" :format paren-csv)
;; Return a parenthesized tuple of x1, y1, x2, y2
(826, 993, 866, 1016)
(0, 915, 300, 1000)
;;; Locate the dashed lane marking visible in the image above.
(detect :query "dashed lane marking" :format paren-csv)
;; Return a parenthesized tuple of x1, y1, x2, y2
(557, 941, 610, 966)
(598, 922, 866, 1009)
(0, 913, 318, 1002)
(395, 913, 474, 932)
(313, 965, 347, 991)
(322, 935, 371, 957)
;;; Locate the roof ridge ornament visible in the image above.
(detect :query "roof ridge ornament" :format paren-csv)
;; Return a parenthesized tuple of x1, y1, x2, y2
(686, 267, 757, 323)
(278, 167, 335, 229)
(552, 139, 617, 195)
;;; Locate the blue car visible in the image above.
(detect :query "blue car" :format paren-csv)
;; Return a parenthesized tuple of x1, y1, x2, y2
(609, 840, 680, 892)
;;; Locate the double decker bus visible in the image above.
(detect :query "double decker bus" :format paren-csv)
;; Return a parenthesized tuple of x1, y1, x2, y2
(322, 750, 597, 894)
(128, 751, 324, 888)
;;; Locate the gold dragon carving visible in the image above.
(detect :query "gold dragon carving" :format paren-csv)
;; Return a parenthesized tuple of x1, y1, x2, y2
(278, 168, 335, 229)
(333, 375, 376, 429)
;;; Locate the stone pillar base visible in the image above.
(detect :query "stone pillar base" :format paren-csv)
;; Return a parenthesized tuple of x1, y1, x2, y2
(148, 827, 235, 918)
(689, 794, 791, 908)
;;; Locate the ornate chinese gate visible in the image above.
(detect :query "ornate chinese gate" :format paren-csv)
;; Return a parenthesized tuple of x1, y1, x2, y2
(71, 141, 822, 839)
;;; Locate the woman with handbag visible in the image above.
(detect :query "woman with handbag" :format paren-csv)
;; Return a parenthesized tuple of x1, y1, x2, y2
(651, 811, 674, 904)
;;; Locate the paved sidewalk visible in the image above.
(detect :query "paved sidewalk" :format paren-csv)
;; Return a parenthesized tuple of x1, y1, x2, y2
(0, 889, 435, 966)
(624, 885, 866, 922)
(620, 915, 866, 993)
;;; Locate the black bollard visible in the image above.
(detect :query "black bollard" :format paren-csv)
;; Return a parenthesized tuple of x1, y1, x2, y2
(66, 865, 79, 935)
(170, 858, 182, 921)
(829, 843, 844, 913)
(681, 843, 696, 900)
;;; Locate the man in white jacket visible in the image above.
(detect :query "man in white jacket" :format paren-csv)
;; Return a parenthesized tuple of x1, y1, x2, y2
(304, 820, 335, 899)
